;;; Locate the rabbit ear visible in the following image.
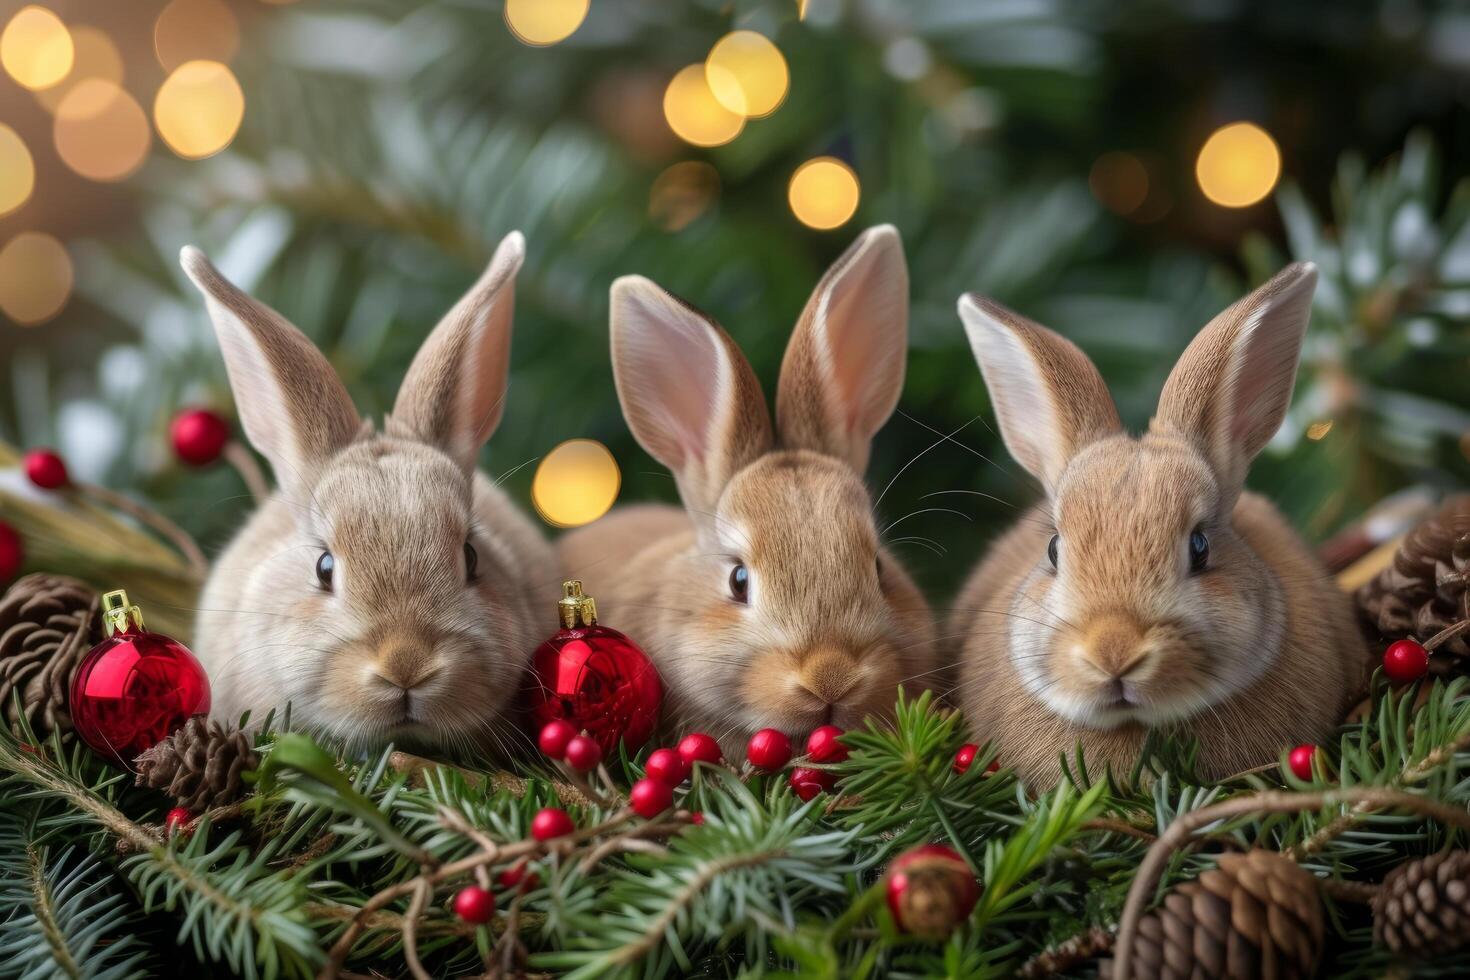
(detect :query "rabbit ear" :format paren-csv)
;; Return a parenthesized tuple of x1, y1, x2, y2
(958, 294, 1120, 494)
(775, 224, 908, 472)
(387, 231, 524, 471)
(1153, 262, 1317, 500)
(181, 246, 360, 501)
(610, 275, 772, 519)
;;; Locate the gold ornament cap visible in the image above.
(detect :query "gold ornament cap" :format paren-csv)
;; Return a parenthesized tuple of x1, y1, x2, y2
(101, 589, 145, 637)
(558, 580, 598, 629)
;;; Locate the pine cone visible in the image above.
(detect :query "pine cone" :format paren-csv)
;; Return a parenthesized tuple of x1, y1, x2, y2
(1373, 849, 1470, 957)
(134, 714, 259, 810)
(0, 574, 101, 741)
(1358, 496, 1470, 658)
(1106, 850, 1323, 979)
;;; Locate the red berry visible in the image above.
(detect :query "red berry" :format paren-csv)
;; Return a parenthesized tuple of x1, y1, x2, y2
(452, 885, 495, 924)
(645, 747, 690, 785)
(563, 734, 602, 772)
(789, 766, 836, 802)
(530, 807, 574, 841)
(805, 724, 848, 763)
(629, 777, 673, 818)
(746, 728, 793, 770)
(170, 408, 231, 466)
(1382, 639, 1429, 684)
(1287, 744, 1317, 781)
(164, 807, 194, 835)
(677, 732, 722, 766)
(985, 758, 1000, 775)
(0, 521, 22, 583)
(538, 719, 577, 759)
(953, 743, 979, 774)
(498, 862, 540, 892)
(24, 449, 69, 489)
(690, 811, 705, 825)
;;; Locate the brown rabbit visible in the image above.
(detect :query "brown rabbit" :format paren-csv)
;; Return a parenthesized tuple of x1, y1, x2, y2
(558, 226, 936, 758)
(950, 263, 1367, 787)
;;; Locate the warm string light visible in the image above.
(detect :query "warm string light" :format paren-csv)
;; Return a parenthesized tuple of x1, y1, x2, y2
(1197, 122, 1281, 208)
(0, 124, 35, 215)
(35, 24, 123, 113)
(1, 5, 73, 90)
(155, 0, 239, 71)
(504, 0, 589, 47)
(788, 156, 860, 229)
(54, 79, 151, 182)
(532, 439, 621, 528)
(705, 31, 788, 118)
(154, 60, 245, 159)
(0, 232, 73, 325)
(663, 64, 744, 147)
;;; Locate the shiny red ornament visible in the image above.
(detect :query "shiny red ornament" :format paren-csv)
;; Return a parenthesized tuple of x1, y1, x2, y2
(170, 408, 231, 466)
(1287, 744, 1317, 781)
(538, 719, 577, 758)
(453, 885, 496, 924)
(498, 861, 539, 892)
(530, 807, 574, 841)
(805, 724, 848, 763)
(526, 582, 662, 756)
(564, 734, 603, 772)
(71, 590, 210, 764)
(746, 728, 792, 770)
(24, 449, 69, 489)
(789, 766, 835, 801)
(629, 777, 673, 818)
(885, 844, 981, 939)
(164, 806, 194, 835)
(0, 520, 21, 583)
(677, 732, 722, 766)
(644, 747, 690, 786)
(1383, 639, 1430, 684)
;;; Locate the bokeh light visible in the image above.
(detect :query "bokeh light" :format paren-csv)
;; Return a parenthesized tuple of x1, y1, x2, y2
(0, 232, 73, 325)
(663, 64, 744, 147)
(54, 80, 151, 182)
(505, 0, 588, 47)
(2, 6, 73, 90)
(706, 31, 788, 118)
(788, 157, 860, 229)
(0, 125, 35, 216)
(35, 25, 123, 114)
(1306, 420, 1334, 441)
(154, 60, 245, 159)
(532, 439, 622, 528)
(649, 161, 720, 232)
(1196, 122, 1281, 208)
(155, 0, 240, 71)
(1088, 151, 1149, 216)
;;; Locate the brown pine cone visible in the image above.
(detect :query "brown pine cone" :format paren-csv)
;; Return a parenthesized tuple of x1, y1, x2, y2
(0, 573, 101, 741)
(1105, 850, 1323, 979)
(1358, 496, 1470, 658)
(1373, 849, 1470, 957)
(134, 714, 259, 810)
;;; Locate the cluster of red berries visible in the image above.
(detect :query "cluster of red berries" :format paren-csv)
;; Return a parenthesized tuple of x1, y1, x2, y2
(452, 860, 543, 924)
(745, 724, 851, 801)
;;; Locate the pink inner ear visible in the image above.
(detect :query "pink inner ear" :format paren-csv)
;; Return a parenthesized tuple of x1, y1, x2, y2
(818, 258, 906, 445)
(1226, 309, 1305, 463)
(619, 296, 725, 471)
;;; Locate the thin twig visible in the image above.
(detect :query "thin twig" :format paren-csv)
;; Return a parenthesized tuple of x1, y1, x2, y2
(78, 482, 208, 580)
(223, 441, 270, 503)
(400, 878, 432, 980)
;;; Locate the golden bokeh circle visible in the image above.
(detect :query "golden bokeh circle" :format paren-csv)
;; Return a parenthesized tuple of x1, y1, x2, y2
(54, 80, 151, 182)
(663, 64, 744, 148)
(504, 0, 589, 47)
(706, 31, 788, 118)
(36, 26, 123, 113)
(0, 125, 35, 216)
(1196, 122, 1281, 208)
(532, 439, 622, 528)
(155, 0, 240, 71)
(1088, 151, 1149, 216)
(1, 6, 73, 91)
(788, 157, 860, 230)
(0, 232, 73, 325)
(154, 59, 245, 159)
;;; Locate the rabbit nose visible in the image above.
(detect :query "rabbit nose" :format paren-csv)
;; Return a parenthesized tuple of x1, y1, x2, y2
(797, 648, 860, 705)
(374, 639, 438, 692)
(1078, 613, 1149, 679)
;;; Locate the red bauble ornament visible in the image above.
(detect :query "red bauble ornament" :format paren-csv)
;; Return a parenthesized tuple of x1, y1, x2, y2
(538, 719, 577, 759)
(530, 807, 575, 841)
(789, 766, 835, 801)
(1287, 743, 1317, 781)
(746, 728, 792, 770)
(453, 885, 496, 924)
(164, 806, 194, 835)
(0, 520, 21, 583)
(24, 449, 69, 489)
(1383, 639, 1430, 684)
(629, 777, 673, 818)
(498, 861, 539, 892)
(563, 734, 603, 772)
(885, 844, 981, 939)
(677, 732, 722, 766)
(71, 590, 210, 763)
(525, 582, 662, 756)
(644, 747, 690, 786)
(805, 724, 848, 763)
(170, 408, 231, 466)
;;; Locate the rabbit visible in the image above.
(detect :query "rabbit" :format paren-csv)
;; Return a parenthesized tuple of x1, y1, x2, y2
(948, 262, 1369, 787)
(181, 231, 560, 757)
(557, 225, 937, 759)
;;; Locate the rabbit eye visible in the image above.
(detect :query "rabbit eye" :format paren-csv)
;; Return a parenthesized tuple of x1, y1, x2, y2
(315, 551, 335, 591)
(1189, 526, 1210, 574)
(729, 563, 749, 604)
(1047, 534, 1059, 570)
(464, 540, 478, 581)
